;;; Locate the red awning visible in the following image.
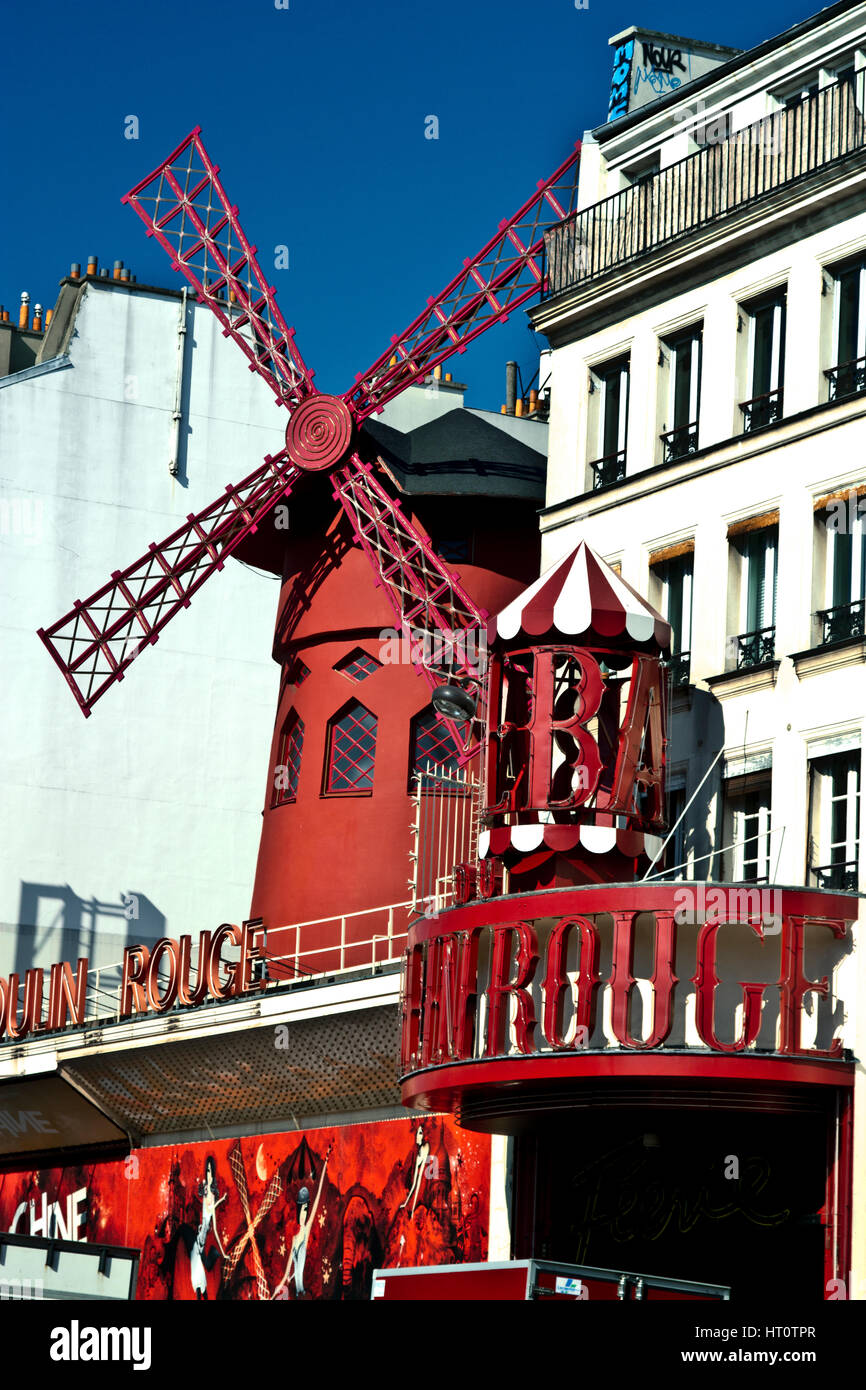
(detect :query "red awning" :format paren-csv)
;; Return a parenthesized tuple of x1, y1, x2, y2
(488, 541, 671, 651)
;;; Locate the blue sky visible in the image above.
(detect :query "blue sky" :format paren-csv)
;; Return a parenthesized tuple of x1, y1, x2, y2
(1, 0, 819, 411)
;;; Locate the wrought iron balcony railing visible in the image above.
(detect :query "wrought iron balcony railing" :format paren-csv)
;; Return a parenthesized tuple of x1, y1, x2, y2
(740, 389, 783, 432)
(590, 449, 627, 489)
(825, 355, 866, 402)
(660, 421, 699, 462)
(666, 650, 691, 687)
(812, 860, 859, 891)
(734, 625, 776, 669)
(543, 72, 866, 297)
(816, 598, 866, 645)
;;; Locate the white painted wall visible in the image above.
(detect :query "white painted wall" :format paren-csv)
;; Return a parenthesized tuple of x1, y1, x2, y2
(0, 282, 288, 978)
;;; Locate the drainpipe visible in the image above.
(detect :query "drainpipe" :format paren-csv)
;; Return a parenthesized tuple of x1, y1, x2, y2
(169, 288, 188, 477)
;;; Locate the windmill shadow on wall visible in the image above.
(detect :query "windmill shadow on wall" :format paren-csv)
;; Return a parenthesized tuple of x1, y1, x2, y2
(9, 881, 166, 980)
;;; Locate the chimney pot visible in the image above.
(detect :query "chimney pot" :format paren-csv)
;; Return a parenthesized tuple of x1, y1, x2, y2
(45, 308, 53, 327)
(505, 360, 517, 415)
(70, 262, 81, 279)
(113, 259, 123, 281)
(19, 292, 30, 330)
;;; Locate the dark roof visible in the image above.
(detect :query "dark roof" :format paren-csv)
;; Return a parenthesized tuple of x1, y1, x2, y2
(361, 407, 546, 498)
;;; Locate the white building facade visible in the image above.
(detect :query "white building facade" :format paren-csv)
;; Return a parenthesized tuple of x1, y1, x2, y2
(532, 0, 866, 1298)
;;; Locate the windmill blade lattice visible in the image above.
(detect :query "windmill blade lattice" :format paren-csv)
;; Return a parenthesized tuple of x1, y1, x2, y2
(39, 451, 300, 716)
(345, 142, 581, 422)
(123, 128, 314, 410)
(40, 128, 582, 742)
(333, 455, 488, 749)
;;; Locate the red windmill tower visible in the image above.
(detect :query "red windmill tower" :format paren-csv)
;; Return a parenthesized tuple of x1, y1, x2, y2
(36, 130, 668, 964)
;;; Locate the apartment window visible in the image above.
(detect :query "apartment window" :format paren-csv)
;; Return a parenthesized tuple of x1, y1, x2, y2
(325, 701, 378, 793)
(739, 290, 786, 432)
(825, 257, 866, 402)
(663, 784, 687, 877)
(626, 154, 660, 186)
(723, 771, 772, 882)
(589, 355, 629, 489)
(728, 521, 777, 669)
(410, 706, 459, 785)
(818, 495, 866, 644)
(651, 545, 693, 685)
(782, 80, 820, 111)
(272, 711, 304, 807)
(660, 327, 702, 462)
(808, 751, 860, 890)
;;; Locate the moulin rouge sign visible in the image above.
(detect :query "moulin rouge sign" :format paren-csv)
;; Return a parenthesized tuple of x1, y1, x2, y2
(400, 886, 856, 1074)
(0, 924, 266, 1044)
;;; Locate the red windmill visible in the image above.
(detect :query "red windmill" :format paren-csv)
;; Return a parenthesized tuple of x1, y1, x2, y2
(37, 127, 583, 763)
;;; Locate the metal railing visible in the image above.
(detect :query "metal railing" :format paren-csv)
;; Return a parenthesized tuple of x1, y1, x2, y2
(660, 421, 699, 462)
(410, 763, 481, 918)
(733, 625, 776, 669)
(666, 650, 691, 687)
(543, 72, 866, 297)
(76, 901, 413, 1028)
(590, 448, 627, 489)
(825, 355, 866, 402)
(812, 859, 859, 891)
(740, 388, 783, 432)
(816, 598, 866, 645)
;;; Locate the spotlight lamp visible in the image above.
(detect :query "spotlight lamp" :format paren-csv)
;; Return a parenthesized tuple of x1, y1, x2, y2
(432, 684, 478, 722)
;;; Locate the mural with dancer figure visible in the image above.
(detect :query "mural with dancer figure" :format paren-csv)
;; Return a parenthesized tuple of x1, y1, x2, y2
(0, 1116, 490, 1300)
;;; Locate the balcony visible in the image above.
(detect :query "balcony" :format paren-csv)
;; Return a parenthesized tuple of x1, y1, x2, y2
(825, 355, 866, 403)
(590, 449, 627, 489)
(660, 421, 699, 462)
(543, 73, 866, 298)
(666, 650, 692, 687)
(812, 860, 859, 891)
(733, 625, 776, 669)
(817, 598, 866, 645)
(740, 388, 783, 432)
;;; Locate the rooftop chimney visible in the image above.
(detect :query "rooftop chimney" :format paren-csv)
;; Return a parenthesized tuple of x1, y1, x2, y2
(19, 292, 30, 330)
(505, 360, 517, 416)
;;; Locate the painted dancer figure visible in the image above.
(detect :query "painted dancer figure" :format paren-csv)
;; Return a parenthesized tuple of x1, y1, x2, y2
(180, 1155, 227, 1299)
(273, 1143, 331, 1299)
(400, 1124, 430, 1217)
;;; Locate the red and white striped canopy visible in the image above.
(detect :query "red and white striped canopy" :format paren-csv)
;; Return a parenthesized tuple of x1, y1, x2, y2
(488, 541, 671, 651)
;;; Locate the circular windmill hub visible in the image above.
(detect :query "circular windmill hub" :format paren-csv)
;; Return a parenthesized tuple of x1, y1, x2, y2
(285, 394, 353, 472)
